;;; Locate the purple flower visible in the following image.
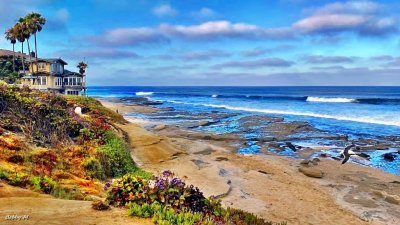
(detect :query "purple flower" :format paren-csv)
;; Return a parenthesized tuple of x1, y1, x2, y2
(170, 178, 185, 188)
(162, 170, 173, 177)
(155, 178, 166, 190)
(103, 182, 111, 190)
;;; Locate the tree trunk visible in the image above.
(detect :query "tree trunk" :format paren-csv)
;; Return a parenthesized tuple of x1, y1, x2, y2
(27, 39, 32, 64)
(21, 42, 25, 73)
(12, 44, 15, 72)
(34, 33, 38, 73)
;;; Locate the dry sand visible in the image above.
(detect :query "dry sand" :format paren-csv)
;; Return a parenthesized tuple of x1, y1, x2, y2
(0, 182, 153, 225)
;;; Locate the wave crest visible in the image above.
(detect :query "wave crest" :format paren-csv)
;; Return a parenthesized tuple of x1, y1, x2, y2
(163, 100, 400, 127)
(136, 92, 154, 96)
(306, 97, 357, 103)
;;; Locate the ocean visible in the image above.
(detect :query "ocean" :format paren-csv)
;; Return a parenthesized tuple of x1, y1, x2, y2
(88, 86, 400, 175)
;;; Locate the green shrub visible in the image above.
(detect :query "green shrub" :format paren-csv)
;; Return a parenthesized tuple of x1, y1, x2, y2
(98, 131, 137, 177)
(128, 202, 162, 218)
(0, 168, 9, 180)
(29, 175, 57, 194)
(152, 207, 202, 225)
(8, 172, 29, 187)
(82, 157, 105, 180)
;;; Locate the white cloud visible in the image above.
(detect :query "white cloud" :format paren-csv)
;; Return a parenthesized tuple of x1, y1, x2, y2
(153, 4, 178, 17)
(190, 7, 217, 19)
(88, 20, 293, 46)
(294, 1, 398, 35)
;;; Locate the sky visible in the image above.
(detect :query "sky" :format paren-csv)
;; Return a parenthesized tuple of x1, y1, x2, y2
(1, 0, 400, 86)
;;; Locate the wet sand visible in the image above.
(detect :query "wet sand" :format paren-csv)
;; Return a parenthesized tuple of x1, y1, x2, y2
(100, 99, 400, 225)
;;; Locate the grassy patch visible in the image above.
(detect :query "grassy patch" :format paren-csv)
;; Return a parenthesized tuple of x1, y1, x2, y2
(98, 131, 151, 178)
(82, 157, 105, 180)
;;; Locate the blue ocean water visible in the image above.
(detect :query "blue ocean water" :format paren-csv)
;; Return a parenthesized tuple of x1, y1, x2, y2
(88, 86, 400, 174)
(88, 86, 400, 137)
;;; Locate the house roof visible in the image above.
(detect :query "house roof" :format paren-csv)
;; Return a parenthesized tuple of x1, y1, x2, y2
(64, 69, 84, 77)
(0, 49, 27, 58)
(27, 58, 68, 65)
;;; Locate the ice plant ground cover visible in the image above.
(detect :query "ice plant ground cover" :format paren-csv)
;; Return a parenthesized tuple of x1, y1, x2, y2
(105, 171, 287, 225)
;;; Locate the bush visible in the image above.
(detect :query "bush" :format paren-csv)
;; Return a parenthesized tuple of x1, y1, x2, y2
(29, 175, 57, 194)
(82, 157, 105, 180)
(152, 207, 202, 225)
(128, 202, 162, 218)
(92, 200, 110, 211)
(8, 172, 29, 187)
(97, 132, 137, 177)
(0, 168, 9, 180)
(106, 171, 209, 212)
(107, 172, 285, 225)
(7, 154, 24, 164)
(30, 149, 58, 175)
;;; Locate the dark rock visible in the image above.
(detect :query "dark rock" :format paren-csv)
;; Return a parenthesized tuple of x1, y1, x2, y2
(285, 142, 298, 152)
(300, 159, 310, 165)
(319, 153, 329, 158)
(258, 170, 270, 175)
(219, 168, 228, 177)
(356, 152, 371, 159)
(312, 158, 320, 163)
(382, 152, 397, 161)
(215, 157, 229, 162)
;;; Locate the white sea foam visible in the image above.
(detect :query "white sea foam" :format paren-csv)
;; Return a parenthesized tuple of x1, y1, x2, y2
(211, 94, 218, 98)
(136, 92, 154, 96)
(163, 100, 400, 127)
(306, 96, 357, 103)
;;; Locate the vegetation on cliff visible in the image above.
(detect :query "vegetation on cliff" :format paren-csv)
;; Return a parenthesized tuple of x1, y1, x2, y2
(0, 85, 147, 199)
(0, 85, 285, 224)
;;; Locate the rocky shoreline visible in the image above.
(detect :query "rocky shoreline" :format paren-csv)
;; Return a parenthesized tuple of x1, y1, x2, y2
(99, 97, 400, 175)
(99, 97, 400, 225)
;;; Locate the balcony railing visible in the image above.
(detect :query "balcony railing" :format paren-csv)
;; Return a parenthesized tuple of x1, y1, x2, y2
(63, 82, 86, 87)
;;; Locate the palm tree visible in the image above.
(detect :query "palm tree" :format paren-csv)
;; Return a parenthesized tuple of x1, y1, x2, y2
(77, 61, 88, 74)
(25, 13, 46, 72)
(13, 23, 26, 73)
(5, 27, 17, 72)
(18, 17, 32, 64)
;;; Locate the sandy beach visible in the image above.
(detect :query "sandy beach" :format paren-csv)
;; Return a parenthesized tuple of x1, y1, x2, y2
(97, 98, 400, 225)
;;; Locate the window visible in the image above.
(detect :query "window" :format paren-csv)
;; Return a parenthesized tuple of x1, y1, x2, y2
(37, 76, 47, 85)
(55, 77, 62, 86)
(66, 90, 80, 95)
(38, 63, 45, 70)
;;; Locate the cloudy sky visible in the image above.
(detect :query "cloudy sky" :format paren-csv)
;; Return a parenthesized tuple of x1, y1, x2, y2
(1, 0, 400, 86)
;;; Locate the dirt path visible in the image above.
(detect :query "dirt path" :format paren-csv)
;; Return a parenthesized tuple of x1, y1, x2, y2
(0, 182, 152, 225)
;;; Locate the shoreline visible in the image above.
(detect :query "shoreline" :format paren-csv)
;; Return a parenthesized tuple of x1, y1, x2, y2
(98, 98, 400, 225)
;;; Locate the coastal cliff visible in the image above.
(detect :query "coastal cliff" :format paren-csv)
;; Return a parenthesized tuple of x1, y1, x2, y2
(0, 86, 283, 225)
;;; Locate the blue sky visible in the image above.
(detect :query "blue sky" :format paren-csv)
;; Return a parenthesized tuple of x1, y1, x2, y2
(1, 0, 400, 86)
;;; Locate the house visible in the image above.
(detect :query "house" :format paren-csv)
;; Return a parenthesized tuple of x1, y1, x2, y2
(21, 58, 86, 95)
